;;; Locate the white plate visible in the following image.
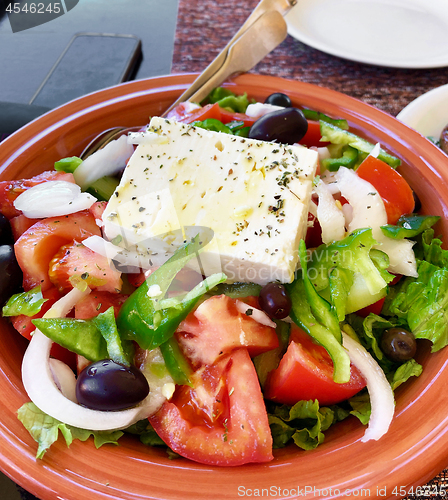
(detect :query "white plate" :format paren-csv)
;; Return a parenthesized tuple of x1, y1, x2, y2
(285, 0, 448, 68)
(397, 84, 448, 139)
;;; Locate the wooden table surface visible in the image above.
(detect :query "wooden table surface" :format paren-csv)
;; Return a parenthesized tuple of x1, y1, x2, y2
(172, 1, 448, 499)
(9, 0, 448, 498)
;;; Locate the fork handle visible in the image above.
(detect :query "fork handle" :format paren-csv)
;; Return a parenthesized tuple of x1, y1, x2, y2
(186, 11, 288, 106)
(162, 0, 296, 115)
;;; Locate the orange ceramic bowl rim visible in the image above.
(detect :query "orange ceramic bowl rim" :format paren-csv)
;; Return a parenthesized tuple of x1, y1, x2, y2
(1, 74, 448, 500)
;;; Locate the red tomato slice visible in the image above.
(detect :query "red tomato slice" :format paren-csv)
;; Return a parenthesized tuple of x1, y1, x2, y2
(218, 107, 258, 127)
(356, 297, 386, 318)
(171, 103, 221, 123)
(126, 271, 146, 288)
(9, 214, 40, 241)
(89, 201, 107, 220)
(264, 326, 366, 406)
(356, 156, 415, 225)
(149, 348, 273, 466)
(176, 295, 279, 367)
(0, 171, 75, 219)
(48, 242, 122, 293)
(298, 120, 329, 148)
(14, 210, 101, 291)
(305, 212, 323, 249)
(167, 102, 257, 127)
(74, 290, 128, 319)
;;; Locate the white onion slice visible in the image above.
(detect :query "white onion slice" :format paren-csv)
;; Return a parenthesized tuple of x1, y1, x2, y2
(314, 179, 346, 244)
(342, 332, 395, 442)
(74, 135, 134, 190)
(334, 167, 417, 277)
(13, 181, 96, 218)
(22, 287, 167, 431)
(235, 300, 277, 328)
(82, 234, 171, 271)
(49, 358, 78, 402)
(245, 102, 284, 118)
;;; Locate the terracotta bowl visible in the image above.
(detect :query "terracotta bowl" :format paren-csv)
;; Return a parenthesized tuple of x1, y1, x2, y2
(1, 74, 448, 500)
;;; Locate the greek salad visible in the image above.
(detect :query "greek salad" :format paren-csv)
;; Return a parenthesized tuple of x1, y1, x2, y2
(0, 86, 447, 466)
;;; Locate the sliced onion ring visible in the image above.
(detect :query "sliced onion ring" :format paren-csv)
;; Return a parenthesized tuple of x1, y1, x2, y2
(13, 181, 96, 218)
(342, 332, 395, 442)
(22, 287, 167, 431)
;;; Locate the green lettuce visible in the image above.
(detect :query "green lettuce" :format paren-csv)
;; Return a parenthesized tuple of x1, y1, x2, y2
(384, 230, 448, 352)
(267, 400, 346, 450)
(346, 313, 422, 382)
(308, 228, 394, 316)
(206, 87, 250, 113)
(18, 402, 123, 459)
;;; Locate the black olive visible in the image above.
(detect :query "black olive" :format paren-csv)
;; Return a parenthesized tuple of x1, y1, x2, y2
(0, 214, 13, 245)
(259, 282, 292, 319)
(76, 359, 150, 411)
(248, 107, 308, 145)
(412, 191, 422, 213)
(380, 327, 417, 363)
(0, 245, 23, 305)
(264, 92, 292, 108)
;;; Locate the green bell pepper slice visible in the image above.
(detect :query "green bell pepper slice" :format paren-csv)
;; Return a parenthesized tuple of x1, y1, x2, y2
(321, 145, 358, 172)
(301, 109, 349, 130)
(159, 336, 193, 386)
(116, 236, 226, 350)
(2, 286, 46, 317)
(381, 214, 440, 239)
(33, 306, 133, 365)
(320, 121, 401, 168)
(32, 317, 109, 362)
(285, 240, 351, 384)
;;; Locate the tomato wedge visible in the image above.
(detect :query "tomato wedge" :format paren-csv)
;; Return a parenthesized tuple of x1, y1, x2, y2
(176, 295, 279, 367)
(48, 242, 122, 293)
(9, 215, 40, 241)
(264, 326, 366, 406)
(14, 210, 101, 291)
(74, 291, 128, 319)
(167, 102, 257, 127)
(149, 348, 273, 466)
(298, 120, 329, 148)
(356, 155, 415, 225)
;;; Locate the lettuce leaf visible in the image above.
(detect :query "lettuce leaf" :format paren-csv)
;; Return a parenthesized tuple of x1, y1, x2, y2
(267, 400, 347, 450)
(390, 359, 423, 391)
(18, 402, 123, 459)
(346, 314, 422, 386)
(348, 392, 371, 425)
(385, 228, 448, 353)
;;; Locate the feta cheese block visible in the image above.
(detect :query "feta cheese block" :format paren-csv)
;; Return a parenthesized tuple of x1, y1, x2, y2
(102, 116, 318, 285)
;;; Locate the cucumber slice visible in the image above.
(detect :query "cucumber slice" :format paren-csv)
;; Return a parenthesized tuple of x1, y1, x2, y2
(86, 175, 120, 201)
